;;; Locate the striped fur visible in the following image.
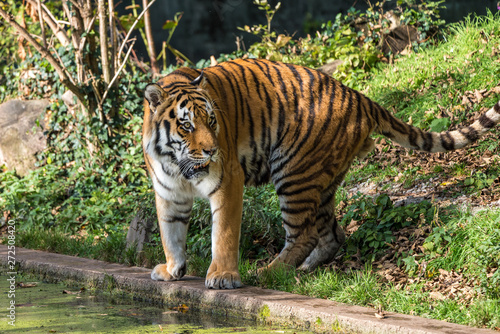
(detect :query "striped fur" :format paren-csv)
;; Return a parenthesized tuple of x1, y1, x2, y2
(143, 58, 500, 289)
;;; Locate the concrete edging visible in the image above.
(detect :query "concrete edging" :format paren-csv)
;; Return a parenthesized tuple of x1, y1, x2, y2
(0, 246, 496, 334)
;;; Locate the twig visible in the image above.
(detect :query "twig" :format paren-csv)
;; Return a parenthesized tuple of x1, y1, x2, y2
(0, 7, 85, 104)
(117, 0, 157, 61)
(37, 0, 46, 48)
(143, 0, 159, 74)
(99, 39, 136, 108)
(98, 0, 110, 84)
(50, 44, 78, 87)
(108, 0, 116, 75)
(25, 0, 70, 46)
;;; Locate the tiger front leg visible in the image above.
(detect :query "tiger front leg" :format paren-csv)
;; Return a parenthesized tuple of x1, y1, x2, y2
(205, 170, 244, 289)
(151, 193, 193, 281)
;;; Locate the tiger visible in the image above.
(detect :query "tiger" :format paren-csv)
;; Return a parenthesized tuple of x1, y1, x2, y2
(142, 58, 500, 289)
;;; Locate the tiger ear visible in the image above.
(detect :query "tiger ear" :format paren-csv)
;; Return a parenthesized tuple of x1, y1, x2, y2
(144, 83, 166, 113)
(190, 70, 204, 86)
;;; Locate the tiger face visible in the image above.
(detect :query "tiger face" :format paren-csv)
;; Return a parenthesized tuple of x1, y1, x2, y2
(144, 83, 219, 180)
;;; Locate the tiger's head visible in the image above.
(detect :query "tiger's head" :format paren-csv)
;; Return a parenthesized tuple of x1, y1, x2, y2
(144, 73, 220, 180)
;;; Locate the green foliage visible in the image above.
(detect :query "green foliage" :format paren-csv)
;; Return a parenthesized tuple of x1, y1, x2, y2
(463, 170, 497, 192)
(429, 117, 451, 132)
(423, 210, 500, 294)
(355, 0, 446, 51)
(238, 0, 446, 89)
(0, 51, 152, 234)
(0, 3, 154, 235)
(365, 11, 500, 130)
(341, 194, 434, 262)
(187, 184, 283, 260)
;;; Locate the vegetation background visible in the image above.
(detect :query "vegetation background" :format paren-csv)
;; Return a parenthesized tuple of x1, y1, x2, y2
(1, 0, 499, 330)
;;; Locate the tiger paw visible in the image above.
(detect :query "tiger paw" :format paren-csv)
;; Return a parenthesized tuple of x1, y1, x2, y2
(151, 263, 186, 281)
(205, 270, 242, 289)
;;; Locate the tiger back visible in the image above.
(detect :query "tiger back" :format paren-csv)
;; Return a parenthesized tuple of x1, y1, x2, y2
(143, 58, 500, 289)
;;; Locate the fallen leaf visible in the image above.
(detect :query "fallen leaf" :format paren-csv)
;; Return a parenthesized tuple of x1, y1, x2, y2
(374, 305, 386, 319)
(172, 304, 189, 313)
(429, 291, 445, 300)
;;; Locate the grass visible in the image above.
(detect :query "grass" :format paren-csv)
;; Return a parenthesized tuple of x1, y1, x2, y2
(2, 10, 500, 331)
(347, 12, 500, 191)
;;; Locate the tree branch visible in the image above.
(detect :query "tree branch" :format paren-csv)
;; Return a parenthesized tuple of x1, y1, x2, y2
(108, 0, 117, 76)
(36, 0, 46, 48)
(117, 0, 157, 61)
(99, 39, 136, 108)
(98, 0, 110, 84)
(25, 0, 70, 46)
(143, 0, 159, 74)
(0, 8, 86, 105)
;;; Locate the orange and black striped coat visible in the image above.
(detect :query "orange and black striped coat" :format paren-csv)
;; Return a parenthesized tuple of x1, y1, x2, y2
(143, 58, 500, 289)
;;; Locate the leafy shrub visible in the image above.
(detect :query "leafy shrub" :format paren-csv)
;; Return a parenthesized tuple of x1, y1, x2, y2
(238, 0, 446, 88)
(341, 193, 435, 262)
(187, 184, 283, 260)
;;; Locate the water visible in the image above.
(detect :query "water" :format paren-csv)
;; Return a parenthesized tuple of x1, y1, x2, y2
(0, 275, 313, 333)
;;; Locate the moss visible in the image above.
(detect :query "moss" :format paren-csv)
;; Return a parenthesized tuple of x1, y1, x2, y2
(258, 304, 271, 319)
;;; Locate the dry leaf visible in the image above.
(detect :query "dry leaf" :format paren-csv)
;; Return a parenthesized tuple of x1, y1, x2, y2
(374, 305, 386, 319)
(63, 290, 81, 295)
(429, 291, 445, 300)
(172, 304, 189, 313)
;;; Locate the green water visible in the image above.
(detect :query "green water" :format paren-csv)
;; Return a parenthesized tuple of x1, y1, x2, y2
(0, 275, 312, 333)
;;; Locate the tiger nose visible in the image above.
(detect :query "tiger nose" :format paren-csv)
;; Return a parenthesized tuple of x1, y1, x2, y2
(203, 147, 218, 157)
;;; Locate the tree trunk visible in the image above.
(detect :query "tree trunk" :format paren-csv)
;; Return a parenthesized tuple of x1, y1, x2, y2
(143, 0, 159, 74)
(98, 0, 110, 85)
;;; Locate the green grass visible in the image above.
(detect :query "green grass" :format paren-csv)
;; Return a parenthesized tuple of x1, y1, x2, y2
(8, 204, 500, 329)
(366, 13, 500, 128)
(347, 12, 500, 189)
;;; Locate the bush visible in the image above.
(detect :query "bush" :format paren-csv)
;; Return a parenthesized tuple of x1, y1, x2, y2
(238, 0, 446, 88)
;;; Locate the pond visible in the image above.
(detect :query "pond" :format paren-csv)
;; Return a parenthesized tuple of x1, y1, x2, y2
(0, 274, 314, 334)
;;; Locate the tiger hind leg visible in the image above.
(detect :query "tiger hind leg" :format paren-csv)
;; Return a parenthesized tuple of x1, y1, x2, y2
(298, 182, 346, 271)
(298, 215, 345, 271)
(263, 191, 321, 271)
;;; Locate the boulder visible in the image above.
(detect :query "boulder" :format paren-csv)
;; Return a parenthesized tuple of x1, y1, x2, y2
(0, 99, 49, 176)
(126, 209, 157, 253)
(381, 25, 418, 55)
(317, 59, 343, 76)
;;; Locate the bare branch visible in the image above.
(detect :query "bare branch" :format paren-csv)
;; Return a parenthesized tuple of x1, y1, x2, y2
(62, 1, 82, 50)
(98, 0, 110, 84)
(0, 8, 85, 105)
(99, 39, 136, 108)
(117, 0, 157, 61)
(143, 0, 159, 74)
(37, 0, 46, 48)
(108, 0, 117, 75)
(25, 0, 70, 46)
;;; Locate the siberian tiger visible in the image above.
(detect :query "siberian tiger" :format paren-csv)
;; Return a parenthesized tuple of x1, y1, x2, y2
(143, 58, 500, 289)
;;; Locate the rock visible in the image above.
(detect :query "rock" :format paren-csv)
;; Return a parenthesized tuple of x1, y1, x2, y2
(126, 209, 157, 253)
(381, 25, 418, 55)
(61, 90, 77, 108)
(0, 99, 49, 176)
(317, 59, 343, 76)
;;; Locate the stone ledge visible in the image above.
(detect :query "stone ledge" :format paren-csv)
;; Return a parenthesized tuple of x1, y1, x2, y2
(0, 245, 496, 334)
